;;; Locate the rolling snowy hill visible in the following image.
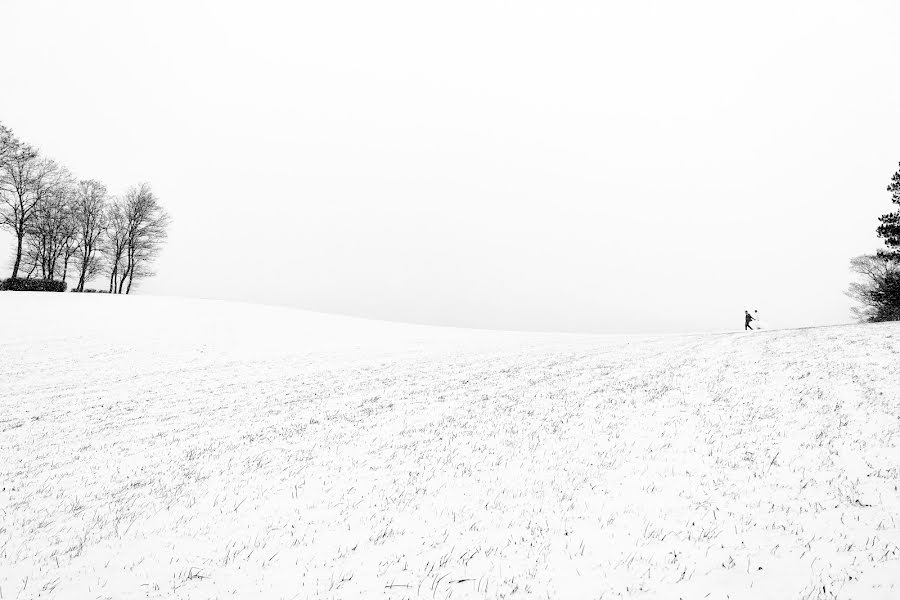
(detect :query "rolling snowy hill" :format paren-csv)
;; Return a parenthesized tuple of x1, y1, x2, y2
(1, 294, 899, 599)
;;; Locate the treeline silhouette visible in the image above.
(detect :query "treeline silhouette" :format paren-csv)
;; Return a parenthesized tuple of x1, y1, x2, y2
(0, 122, 170, 293)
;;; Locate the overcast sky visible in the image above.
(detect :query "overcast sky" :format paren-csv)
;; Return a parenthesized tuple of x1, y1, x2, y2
(2, 0, 899, 333)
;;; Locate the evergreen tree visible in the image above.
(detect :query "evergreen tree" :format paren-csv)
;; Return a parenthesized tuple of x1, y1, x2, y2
(876, 162, 900, 253)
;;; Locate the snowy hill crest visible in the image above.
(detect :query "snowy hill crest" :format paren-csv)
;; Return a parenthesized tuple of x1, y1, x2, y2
(1, 294, 899, 599)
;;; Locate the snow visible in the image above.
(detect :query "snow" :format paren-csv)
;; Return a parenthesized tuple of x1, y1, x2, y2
(1, 293, 899, 600)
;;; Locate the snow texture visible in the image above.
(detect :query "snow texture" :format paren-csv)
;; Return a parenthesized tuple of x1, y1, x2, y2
(2, 294, 899, 599)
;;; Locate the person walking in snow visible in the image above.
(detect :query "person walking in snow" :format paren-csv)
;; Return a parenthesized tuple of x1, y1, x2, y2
(744, 310, 755, 331)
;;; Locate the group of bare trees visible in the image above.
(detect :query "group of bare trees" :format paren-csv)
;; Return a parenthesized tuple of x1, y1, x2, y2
(0, 122, 170, 293)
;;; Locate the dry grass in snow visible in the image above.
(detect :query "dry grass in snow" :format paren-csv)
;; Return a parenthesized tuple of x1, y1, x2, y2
(1, 294, 899, 599)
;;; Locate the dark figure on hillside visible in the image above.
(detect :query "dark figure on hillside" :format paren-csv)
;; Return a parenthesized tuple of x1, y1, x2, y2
(745, 310, 755, 330)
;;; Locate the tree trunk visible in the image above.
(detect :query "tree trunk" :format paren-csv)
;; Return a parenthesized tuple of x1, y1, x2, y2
(76, 247, 90, 292)
(119, 248, 134, 294)
(126, 270, 135, 294)
(119, 251, 133, 294)
(109, 265, 117, 293)
(117, 266, 128, 294)
(11, 233, 23, 279)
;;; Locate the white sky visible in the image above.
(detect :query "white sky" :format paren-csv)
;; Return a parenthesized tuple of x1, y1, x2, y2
(2, 0, 898, 333)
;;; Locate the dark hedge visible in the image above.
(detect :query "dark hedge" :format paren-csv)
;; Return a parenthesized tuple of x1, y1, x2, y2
(0, 278, 68, 292)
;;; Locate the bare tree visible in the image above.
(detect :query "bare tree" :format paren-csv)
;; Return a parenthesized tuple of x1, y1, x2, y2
(847, 252, 900, 322)
(72, 179, 108, 291)
(115, 183, 170, 294)
(104, 198, 129, 293)
(20, 171, 76, 280)
(0, 144, 46, 278)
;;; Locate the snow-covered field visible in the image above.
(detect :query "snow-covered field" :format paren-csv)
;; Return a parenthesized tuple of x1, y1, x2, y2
(1, 294, 899, 600)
